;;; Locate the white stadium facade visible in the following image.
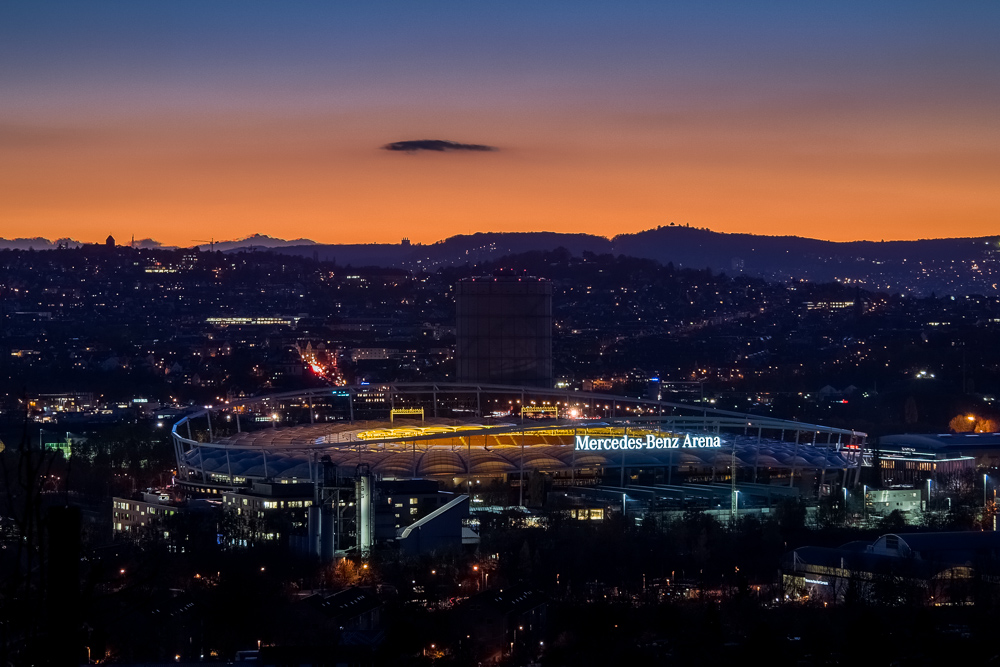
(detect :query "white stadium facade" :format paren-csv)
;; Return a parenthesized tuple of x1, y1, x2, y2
(171, 383, 866, 498)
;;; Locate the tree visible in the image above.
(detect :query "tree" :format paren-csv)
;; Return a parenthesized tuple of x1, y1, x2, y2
(817, 495, 847, 529)
(330, 557, 360, 588)
(878, 510, 907, 532)
(976, 418, 998, 434)
(948, 413, 997, 434)
(774, 498, 807, 537)
(949, 414, 975, 433)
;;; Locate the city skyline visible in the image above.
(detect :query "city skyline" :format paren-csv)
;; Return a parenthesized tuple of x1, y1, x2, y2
(5, 5, 1000, 661)
(2, 2, 999, 245)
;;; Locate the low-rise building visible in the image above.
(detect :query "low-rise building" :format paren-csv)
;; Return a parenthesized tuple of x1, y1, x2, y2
(112, 492, 183, 539)
(221, 482, 315, 545)
(111, 492, 216, 552)
(865, 487, 924, 517)
(783, 531, 1000, 605)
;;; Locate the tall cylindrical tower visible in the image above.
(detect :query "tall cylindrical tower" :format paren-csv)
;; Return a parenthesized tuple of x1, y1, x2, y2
(455, 277, 553, 388)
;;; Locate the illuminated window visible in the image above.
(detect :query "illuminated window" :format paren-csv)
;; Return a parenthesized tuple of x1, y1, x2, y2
(410, 507, 418, 515)
(409, 498, 418, 505)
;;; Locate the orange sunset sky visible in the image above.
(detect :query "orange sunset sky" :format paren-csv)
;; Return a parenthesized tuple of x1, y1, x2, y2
(2, 2, 999, 246)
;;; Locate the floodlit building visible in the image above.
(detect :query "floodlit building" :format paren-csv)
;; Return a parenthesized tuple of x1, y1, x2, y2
(171, 383, 867, 546)
(174, 390, 863, 495)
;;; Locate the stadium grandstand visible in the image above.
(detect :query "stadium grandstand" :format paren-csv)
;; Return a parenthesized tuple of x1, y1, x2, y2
(171, 383, 866, 499)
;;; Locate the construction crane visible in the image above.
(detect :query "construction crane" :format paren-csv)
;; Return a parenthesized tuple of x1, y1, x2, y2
(193, 238, 216, 251)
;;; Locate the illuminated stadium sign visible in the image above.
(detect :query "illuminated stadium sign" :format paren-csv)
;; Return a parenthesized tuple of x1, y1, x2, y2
(574, 433, 722, 451)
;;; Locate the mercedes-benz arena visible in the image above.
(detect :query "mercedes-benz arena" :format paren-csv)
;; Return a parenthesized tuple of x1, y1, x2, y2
(171, 383, 866, 495)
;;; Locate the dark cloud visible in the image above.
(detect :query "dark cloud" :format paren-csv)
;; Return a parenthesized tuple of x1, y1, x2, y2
(382, 139, 496, 153)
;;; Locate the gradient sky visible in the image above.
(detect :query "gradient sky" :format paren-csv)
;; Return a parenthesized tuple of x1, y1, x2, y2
(2, 2, 999, 245)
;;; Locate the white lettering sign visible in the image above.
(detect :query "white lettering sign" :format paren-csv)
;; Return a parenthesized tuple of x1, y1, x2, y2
(574, 433, 723, 451)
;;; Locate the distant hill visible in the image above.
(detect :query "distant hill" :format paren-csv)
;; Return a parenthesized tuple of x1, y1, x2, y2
(4, 227, 998, 294)
(199, 233, 317, 252)
(248, 227, 998, 272)
(248, 227, 999, 291)
(265, 232, 612, 270)
(0, 233, 317, 252)
(610, 226, 997, 281)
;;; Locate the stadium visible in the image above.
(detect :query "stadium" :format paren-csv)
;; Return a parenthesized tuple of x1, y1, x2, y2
(171, 383, 866, 498)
